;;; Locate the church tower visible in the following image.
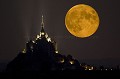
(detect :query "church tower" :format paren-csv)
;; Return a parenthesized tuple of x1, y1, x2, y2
(36, 15, 52, 42)
(6, 15, 80, 72)
(40, 15, 46, 37)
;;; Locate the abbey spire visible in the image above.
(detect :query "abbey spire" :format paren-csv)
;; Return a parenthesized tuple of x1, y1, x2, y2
(35, 15, 51, 42)
(40, 15, 45, 35)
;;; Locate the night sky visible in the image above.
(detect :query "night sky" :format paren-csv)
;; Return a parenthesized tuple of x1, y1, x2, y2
(0, 0, 120, 66)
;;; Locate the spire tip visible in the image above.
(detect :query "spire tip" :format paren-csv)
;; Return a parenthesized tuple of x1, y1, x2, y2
(41, 15, 44, 27)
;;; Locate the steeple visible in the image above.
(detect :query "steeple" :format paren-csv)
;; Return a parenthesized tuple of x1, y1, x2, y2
(41, 15, 45, 35)
(36, 15, 50, 41)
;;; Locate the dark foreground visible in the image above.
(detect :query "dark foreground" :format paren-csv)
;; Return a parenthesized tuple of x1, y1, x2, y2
(0, 70, 120, 79)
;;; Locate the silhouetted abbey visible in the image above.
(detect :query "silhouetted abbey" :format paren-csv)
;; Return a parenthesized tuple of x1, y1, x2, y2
(6, 16, 82, 72)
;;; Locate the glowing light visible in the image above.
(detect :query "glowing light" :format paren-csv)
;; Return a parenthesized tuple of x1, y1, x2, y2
(70, 61, 74, 64)
(91, 67, 94, 70)
(37, 35, 39, 38)
(22, 49, 26, 53)
(89, 67, 93, 70)
(55, 51, 58, 53)
(47, 37, 51, 42)
(89, 69, 91, 70)
(60, 59, 64, 63)
(85, 66, 87, 70)
(41, 32, 45, 35)
(80, 64, 81, 66)
(84, 65, 94, 70)
(36, 35, 40, 40)
(30, 46, 33, 50)
(45, 34, 48, 38)
(32, 41, 35, 43)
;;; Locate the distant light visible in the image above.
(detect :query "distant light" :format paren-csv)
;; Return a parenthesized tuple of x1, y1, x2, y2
(45, 34, 48, 38)
(60, 59, 64, 63)
(89, 67, 93, 70)
(105, 69, 108, 71)
(41, 32, 45, 35)
(111, 69, 113, 71)
(70, 61, 74, 64)
(30, 46, 33, 50)
(85, 66, 87, 70)
(22, 49, 26, 53)
(89, 69, 92, 70)
(47, 37, 51, 42)
(55, 51, 58, 53)
(32, 41, 35, 43)
(80, 64, 81, 66)
(37, 35, 40, 38)
(91, 67, 94, 70)
(84, 65, 94, 70)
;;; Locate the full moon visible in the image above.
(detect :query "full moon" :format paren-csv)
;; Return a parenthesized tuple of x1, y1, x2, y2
(65, 4, 99, 38)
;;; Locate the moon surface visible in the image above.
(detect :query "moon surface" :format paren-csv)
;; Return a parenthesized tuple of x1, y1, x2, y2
(65, 4, 100, 38)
